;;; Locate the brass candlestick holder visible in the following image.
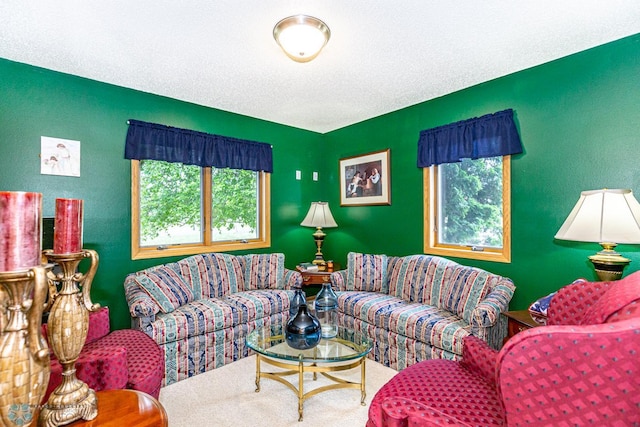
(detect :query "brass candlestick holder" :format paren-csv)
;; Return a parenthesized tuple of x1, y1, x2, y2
(38, 250, 100, 427)
(0, 266, 51, 427)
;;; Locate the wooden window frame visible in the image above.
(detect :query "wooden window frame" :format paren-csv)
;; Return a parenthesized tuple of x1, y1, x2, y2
(131, 160, 270, 260)
(423, 155, 511, 263)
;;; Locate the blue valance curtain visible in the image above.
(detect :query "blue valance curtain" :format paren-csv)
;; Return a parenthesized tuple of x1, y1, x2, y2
(125, 119, 273, 173)
(417, 109, 522, 168)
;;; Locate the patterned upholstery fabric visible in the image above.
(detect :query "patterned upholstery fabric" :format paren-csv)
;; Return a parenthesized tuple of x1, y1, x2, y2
(177, 252, 242, 297)
(134, 263, 194, 313)
(344, 252, 389, 292)
(367, 271, 640, 427)
(331, 253, 515, 371)
(124, 252, 301, 386)
(42, 307, 164, 403)
(240, 253, 285, 290)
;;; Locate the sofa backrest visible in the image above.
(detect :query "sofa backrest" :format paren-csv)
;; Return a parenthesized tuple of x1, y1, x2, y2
(385, 254, 508, 323)
(177, 252, 244, 298)
(238, 253, 286, 291)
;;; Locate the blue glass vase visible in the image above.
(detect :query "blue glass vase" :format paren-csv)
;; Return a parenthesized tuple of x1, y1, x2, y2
(314, 282, 338, 338)
(289, 287, 307, 319)
(285, 304, 321, 350)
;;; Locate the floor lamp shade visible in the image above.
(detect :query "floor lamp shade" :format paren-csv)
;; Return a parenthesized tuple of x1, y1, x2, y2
(555, 189, 640, 280)
(301, 202, 337, 264)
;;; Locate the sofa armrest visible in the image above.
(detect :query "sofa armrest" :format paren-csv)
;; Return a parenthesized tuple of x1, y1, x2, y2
(124, 275, 159, 321)
(330, 270, 347, 291)
(470, 279, 515, 329)
(283, 268, 303, 289)
(459, 336, 498, 385)
(379, 397, 475, 427)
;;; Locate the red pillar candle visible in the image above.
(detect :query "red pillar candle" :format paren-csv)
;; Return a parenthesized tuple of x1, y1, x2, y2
(0, 191, 42, 271)
(54, 198, 84, 254)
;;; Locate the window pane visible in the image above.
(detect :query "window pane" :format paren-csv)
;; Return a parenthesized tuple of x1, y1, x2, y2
(437, 157, 503, 248)
(139, 160, 202, 247)
(211, 168, 258, 242)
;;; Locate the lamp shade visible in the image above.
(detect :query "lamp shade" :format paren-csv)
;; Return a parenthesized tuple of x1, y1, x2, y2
(301, 202, 337, 228)
(555, 189, 640, 244)
(273, 15, 330, 63)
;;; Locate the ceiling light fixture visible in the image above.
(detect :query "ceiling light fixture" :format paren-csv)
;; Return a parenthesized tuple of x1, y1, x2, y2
(273, 15, 330, 63)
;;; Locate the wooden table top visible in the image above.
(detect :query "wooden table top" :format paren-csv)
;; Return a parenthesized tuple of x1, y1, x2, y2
(68, 389, 168, 427)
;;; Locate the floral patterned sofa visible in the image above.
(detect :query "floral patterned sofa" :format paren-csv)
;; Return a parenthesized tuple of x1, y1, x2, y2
(123, 252, 301, 385)
(330, 252, 515, 371)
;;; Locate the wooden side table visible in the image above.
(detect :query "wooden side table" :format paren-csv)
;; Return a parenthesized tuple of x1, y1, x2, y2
(65, 389, 168, 427)
(502, 310, 540, 345)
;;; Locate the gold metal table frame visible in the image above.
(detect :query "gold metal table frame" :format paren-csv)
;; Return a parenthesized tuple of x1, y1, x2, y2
(246, 326, 372, 422)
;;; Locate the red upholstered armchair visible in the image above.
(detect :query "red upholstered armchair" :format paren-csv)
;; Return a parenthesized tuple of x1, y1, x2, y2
(42, 306, 164, 402)
(367, 271, 640, 427)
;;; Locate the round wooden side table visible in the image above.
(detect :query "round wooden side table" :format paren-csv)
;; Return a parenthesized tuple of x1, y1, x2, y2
(66, 389, 168, 427)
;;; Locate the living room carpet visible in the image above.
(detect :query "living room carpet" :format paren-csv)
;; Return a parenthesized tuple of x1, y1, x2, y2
(158, 354, 398, 427)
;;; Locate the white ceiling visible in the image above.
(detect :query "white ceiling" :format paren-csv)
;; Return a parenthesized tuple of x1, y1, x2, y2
(1, 1, 639, 134)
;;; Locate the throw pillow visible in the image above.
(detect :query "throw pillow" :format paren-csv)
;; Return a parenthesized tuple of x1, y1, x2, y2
(439, 267, 494, 324)
(345, 252, 388, 292)
(242, 253, 285, 290)
(135, 264, 194, 314)
(178, 253, 243, 298)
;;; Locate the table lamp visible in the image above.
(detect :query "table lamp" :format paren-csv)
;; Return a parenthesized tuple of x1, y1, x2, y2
(554, 188, 640, 281)
(300, 201, 338, 265)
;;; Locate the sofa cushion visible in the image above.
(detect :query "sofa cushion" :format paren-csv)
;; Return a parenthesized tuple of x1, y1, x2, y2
(439, 267, 496, 324)
(338, 291, 470, 356)
(345, 252, 389, 292)
(387, 255, 458, 304)
(149, 298, 238, 344)
(134, 264, 194, 314)
(224, 289, 291, 323)
(177, 253, 244, 298)
(241, 253, 285, 291)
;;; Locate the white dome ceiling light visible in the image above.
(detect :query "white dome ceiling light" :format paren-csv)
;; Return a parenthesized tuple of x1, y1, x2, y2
(273, 15, 331, 63)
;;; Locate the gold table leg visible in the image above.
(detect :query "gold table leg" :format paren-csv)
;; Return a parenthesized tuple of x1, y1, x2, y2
(254, 353, 367, 422)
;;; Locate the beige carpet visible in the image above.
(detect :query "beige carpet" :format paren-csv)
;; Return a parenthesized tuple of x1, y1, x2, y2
(158, 355, 398, 427)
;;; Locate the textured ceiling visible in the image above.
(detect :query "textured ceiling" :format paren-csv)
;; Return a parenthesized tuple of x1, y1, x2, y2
(1, 1, 640, 134)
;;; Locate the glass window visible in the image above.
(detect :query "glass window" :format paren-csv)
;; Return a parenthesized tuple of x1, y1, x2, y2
(132, 160, 270, 259)
(424, 156, 511, 263)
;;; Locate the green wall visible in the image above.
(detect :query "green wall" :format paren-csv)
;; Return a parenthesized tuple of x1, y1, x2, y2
(323, 34, 640, 309)
(1, 33, 639, 328)
(0, 59, 325, 328)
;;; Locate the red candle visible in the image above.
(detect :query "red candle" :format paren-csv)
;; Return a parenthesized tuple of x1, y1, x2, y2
(54, 198, 83, 254)
(0, 191, 42, 271)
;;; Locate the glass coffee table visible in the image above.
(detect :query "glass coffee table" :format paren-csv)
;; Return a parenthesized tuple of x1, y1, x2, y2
(246, 325, 372, 422)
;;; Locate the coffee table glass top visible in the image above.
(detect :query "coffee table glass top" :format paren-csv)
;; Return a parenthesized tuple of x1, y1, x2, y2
(246, 325, 372, 363)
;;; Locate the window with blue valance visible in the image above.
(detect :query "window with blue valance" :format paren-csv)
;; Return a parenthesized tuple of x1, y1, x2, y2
(417, 109, 523, 168)
(125, 119, 273, 173)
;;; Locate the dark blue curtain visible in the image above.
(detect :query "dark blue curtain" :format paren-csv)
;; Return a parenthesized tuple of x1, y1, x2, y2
(125, 119, 273, 173)
(417, 109, 522, 167)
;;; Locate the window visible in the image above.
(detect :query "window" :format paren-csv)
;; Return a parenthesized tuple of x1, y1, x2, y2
(424, 155, 511, 262)
(131, 160, 270, 260)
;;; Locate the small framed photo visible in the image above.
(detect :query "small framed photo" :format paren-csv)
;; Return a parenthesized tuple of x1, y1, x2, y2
(339, 149, 390, 206)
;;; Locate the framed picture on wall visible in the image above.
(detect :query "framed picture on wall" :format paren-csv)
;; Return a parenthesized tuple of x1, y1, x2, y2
(339, 149, 390, 206)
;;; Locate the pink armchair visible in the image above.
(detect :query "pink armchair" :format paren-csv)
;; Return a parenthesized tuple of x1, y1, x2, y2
(367, 271, 640, 427)
(42, 306, 164, 401)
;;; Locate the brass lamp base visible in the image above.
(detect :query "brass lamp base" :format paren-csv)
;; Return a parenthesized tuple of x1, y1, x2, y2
(588, 242, 630, 281)
(311, 227, 326, 264)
